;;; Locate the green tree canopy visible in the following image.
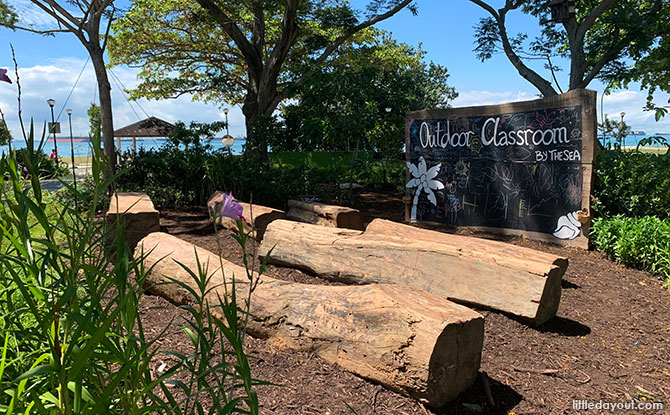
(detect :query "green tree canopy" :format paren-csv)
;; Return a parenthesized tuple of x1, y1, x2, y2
(273, 31, 457, 153)
(108, 0, 414, 159)
(470, 0, 670, 99)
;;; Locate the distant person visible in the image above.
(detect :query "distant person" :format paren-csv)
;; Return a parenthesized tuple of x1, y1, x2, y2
(50, 149, 56, 160)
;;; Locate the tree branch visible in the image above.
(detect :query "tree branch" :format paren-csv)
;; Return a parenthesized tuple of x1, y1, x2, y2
(283, 0, 412, 101)
(262, 0, 298, 97)
(33, 0, 81, 32)
(470, 0, 498, 18)
(100, 5, 115, 52)
(195, 0, 262, 75)
(8, 25, 69, 34)
(470, 0, 557, 97)
(577, 0, 617, 40)
(546, 55, 563, 93)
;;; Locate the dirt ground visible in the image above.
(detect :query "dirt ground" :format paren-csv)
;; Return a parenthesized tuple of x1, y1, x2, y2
(140, 190, 670, 415)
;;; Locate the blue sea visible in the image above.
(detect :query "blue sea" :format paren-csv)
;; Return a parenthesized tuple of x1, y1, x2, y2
(3, 134, 667, 159)
(1, 137, 246, 158)
(599, 133, 670, 148)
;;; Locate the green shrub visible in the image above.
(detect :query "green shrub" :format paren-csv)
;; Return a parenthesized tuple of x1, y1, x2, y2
(591, 215, 670, 286)
(0, 123, 261, 413)
(592, 149, 670, 219)
(117, 147, 311, 209)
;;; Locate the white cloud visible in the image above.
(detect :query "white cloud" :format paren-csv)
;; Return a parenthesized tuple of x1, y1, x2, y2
(449, 88, 670, 134)
(4, 60, 670, 144)
(7, 0, 61, 30)
(0, 59, 246, 139)
(601, 90, 670, 133)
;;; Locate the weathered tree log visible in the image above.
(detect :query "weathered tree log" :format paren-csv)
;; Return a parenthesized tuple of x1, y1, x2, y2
(207, 191, 286, 240)
(136, 232, 484, 406)
(286, 200, 364, 230)
(106, 192, 160, 248)
(259, 219, 568, 324)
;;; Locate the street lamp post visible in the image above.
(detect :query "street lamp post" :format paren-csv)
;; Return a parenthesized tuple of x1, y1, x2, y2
(221, 108, 234, 152)
(66, 109, 77, 190)
(47, 99, 58, 162)
(620, 112, 626, 148)
(224, 108, 230, 136)
(67, 109, 79, 210)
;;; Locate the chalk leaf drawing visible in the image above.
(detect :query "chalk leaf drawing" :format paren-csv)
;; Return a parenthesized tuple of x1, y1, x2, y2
(552, 211, 582, 240)
(406, 156, 444, 221)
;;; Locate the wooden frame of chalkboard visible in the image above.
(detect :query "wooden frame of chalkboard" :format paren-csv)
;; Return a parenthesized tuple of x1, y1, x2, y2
(405, 89, 597, 248)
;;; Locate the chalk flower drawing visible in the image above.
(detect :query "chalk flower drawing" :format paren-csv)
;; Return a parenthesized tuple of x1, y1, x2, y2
(406, 156, 444, 221)
(552, 211, 582, 240)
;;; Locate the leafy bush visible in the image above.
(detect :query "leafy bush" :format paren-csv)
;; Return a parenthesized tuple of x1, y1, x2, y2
(117, 146, 311, 209)
(0, 124, 261, 413)
(592, 149, 670, 219)
(591, 215, 670, 286)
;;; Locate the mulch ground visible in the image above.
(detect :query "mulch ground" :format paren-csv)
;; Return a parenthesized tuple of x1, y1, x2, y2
(138, 190, 670, 415)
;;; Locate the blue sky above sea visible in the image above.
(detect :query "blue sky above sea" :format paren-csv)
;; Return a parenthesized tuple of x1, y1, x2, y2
(1, 0, 669, 139)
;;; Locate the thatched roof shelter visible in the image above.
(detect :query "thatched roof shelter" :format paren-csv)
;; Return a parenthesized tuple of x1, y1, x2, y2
(114, 117, 175, 138)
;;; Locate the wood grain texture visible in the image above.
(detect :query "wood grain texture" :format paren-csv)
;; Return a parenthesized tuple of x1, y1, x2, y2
(136, 232, 484, 407)
(106, 192, 160, 248)
(287, 200, 364, 230)
(259, 219, 568, 324)
(207, 191, 286, 240)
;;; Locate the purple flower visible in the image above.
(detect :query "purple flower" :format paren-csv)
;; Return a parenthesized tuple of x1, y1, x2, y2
(0, 68, 11, 84)
(220, 192, 244, 220)
(23, 167, 28, 173)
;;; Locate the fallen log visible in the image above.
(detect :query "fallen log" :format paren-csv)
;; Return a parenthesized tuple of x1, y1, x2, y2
(258, 219, 568, 324)
(207, 191, 286, 240)
(136, 232, 484, 407)
(286, 200, 364, 230)
(106, 192, 160, 249)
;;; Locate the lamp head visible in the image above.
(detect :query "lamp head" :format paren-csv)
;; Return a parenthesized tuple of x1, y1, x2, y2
(224, 108, 229, 115)
(47, 99, 55, 108)
(66, 109, 72, 116)
(620, 112, 625, 119)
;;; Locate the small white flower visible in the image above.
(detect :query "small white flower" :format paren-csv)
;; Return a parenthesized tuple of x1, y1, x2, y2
(406, 156, 444, 221)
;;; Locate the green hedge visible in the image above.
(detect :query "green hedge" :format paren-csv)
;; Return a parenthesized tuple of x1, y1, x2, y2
(591, 215, 670, 285)
(117, 147, 310, 209)
(592, 150, 670, 219)
(118, 145, 407, 208)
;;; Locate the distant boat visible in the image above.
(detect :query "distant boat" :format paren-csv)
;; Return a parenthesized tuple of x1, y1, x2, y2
(628, 130, 646, 136)
(656, 132, 670, 135)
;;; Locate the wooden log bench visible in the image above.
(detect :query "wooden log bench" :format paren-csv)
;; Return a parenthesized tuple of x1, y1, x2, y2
(258, 219, 568, 325)
(106, 192, 160, 248)
(286, 200, 364, 230)
(207, 191, 286, 240)
(136, 232, 484, 407)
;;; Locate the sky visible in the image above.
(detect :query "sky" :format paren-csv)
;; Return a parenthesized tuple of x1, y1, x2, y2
(1, 0, 669, 138)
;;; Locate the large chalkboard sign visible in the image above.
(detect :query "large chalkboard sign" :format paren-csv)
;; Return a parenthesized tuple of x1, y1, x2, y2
(405, 89, 597, 247)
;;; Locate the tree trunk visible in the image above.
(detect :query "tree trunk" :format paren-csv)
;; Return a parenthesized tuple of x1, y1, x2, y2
(89, 46, 116, 176)
(136, 232, 485, 407)
(259, 219, 568, 324)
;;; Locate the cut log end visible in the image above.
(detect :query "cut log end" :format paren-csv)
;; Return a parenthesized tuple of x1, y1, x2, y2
(135, 232, 484, 407)
(287, 200, 364, 230)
